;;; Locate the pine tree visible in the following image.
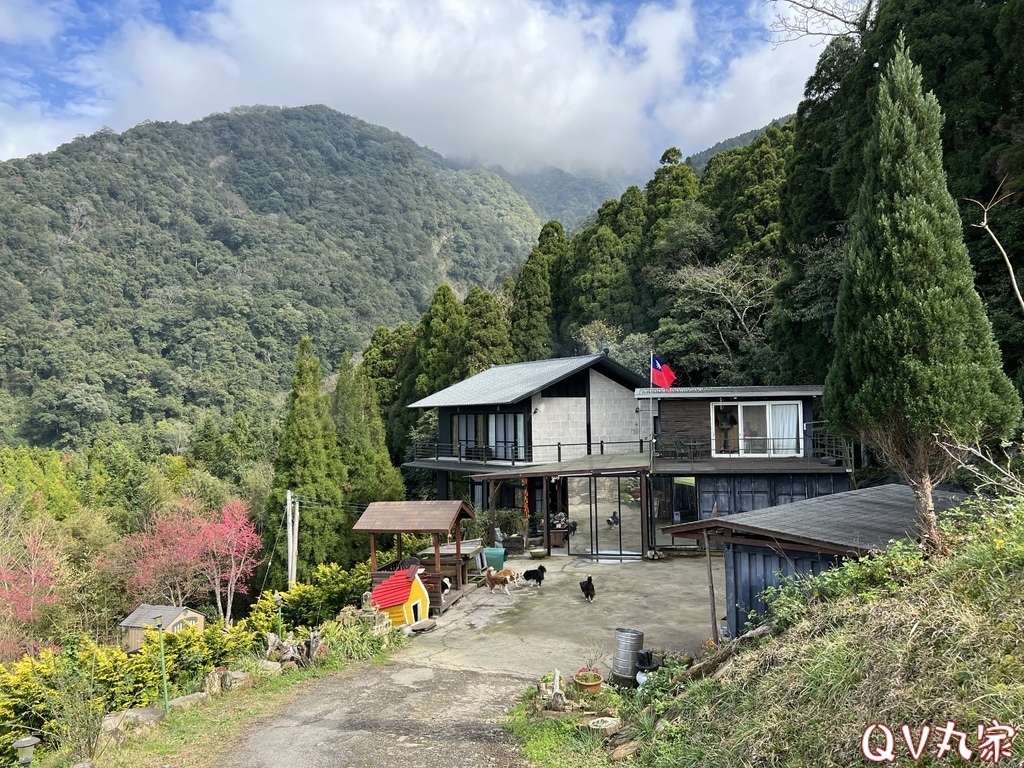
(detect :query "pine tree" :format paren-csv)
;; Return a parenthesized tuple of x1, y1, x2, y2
(824, 38, 1021, 552)
(415, 284, 468, 398)
(462, 287, 513, 375)
(510, 248, 556, 362)
(331, 352, 404, 505)
(267, 337, 352, 584)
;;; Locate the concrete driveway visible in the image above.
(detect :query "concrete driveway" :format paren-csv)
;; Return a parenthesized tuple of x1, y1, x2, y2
(401, 552, 727, 678)
(215, 553, 725, 768)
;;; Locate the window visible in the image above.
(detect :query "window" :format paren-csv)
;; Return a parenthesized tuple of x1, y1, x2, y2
(711, 401, 802, 457)
(452, 412, 525, 460)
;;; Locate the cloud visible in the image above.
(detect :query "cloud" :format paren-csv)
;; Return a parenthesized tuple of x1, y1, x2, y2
(0, 0, 823, 175)
(0, 0, 65, 44)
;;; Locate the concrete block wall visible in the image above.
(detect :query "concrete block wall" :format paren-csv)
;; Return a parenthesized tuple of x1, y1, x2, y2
(530, 394, 588, 461)
(589, 370, 643, 446)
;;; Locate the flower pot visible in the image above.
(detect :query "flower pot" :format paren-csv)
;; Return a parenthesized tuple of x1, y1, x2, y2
(574, 674, 604, 694)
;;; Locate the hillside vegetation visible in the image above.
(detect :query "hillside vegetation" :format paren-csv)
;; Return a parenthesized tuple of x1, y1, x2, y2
(0, 104, 547, 448)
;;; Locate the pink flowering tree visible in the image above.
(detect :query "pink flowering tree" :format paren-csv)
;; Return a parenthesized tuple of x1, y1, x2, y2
(121, 507, 208, 607)
(198, 500, 263, 626)
(0, 521, 61, 661)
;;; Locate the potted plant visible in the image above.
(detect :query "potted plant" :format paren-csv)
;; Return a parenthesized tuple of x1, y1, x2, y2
(573, 665, 604, 694)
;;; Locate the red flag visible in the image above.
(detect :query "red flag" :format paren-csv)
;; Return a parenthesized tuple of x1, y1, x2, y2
(651, 355, 676, 389)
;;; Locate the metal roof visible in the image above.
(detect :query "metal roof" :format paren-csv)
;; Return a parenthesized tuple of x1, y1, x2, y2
(354, 500, 475, 534)
(661, 484, 966, 556)
(120, 604, 192, 628)
(636, 385, 823, 399)
(409, 354, 648, 408)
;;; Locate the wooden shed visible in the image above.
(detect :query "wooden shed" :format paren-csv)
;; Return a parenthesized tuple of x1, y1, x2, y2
(354, 500, 477, 616)
(120, 604, 205, 653)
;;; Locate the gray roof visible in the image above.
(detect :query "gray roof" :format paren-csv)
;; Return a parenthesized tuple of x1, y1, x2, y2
(409, 354, 647, 409)
(661, 484, 966, 555)
(120, 604, 192, 628)
(637, 385, 823, 399)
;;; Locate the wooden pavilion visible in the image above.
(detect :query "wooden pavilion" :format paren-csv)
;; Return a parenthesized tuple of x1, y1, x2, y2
(354, 500, 479, 616)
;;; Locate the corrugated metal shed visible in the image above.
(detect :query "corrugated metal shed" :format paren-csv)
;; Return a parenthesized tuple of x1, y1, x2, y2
(408, 354, 647, 408)
(354, 500, 475, 534)
(120, 604, 191, 628)
(662, 484, 966, 556)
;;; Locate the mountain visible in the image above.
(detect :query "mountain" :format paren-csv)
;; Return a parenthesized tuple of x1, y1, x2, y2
(496, 166, 637, 232)
(685, 115, 794, 176)
(0, 104, 544, 447)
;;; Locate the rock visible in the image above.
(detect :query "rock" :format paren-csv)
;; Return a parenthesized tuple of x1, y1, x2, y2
(281, 661, 299, 672)
(588, 716, 621, 736)
(102, 707, 166, 734)
(611, 741, 641, 761)
(70, 762, 94, 768)
(225, 670, 255, 690)
(204, 670, 222, 696)
(168, 692, 208, 711)
(256, 660, 282, 676)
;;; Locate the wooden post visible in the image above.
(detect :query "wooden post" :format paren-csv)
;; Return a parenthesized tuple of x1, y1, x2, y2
(639, 469, 649, 553)
(454, 517, 463, 590)
(369, 533, 377, 573)
(396, 532, 403, 563)
(704, 528, 721, 646)
(542, 475, 549, 551)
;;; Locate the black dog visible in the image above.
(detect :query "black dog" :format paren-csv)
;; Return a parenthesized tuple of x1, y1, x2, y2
(522, 565, 546, 587)
(566, 520, 578, 536)
(580, 575, 595, 603)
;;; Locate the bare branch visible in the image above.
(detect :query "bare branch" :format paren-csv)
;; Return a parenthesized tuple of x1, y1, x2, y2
(767, 0, 872, 44)
(966, 176, 1024, 314)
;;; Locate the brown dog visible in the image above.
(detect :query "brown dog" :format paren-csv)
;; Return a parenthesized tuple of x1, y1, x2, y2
(484, 566, 513, 595)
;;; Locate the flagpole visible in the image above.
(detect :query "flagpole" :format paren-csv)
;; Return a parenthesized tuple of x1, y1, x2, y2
(649, 352, 655, 460)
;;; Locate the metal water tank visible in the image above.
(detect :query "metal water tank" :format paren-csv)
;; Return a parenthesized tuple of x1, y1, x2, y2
(612, 627, 644, 679)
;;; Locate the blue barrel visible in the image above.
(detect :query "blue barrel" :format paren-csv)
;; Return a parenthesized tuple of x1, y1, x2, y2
(483, 547, 506, 571)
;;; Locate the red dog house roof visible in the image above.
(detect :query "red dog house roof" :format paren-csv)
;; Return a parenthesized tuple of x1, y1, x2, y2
(370, 565, 420, 610)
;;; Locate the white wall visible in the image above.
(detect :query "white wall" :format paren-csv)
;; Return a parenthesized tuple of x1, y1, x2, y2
(589, 369, 642, 446)
(527, 369, 644, 461)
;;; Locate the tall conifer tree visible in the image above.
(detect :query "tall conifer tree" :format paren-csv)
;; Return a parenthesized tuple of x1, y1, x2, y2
(331, 352, 404, 505)
(824, 39, 1020, 552)
(267, 337, 352, 583)
(462, 287, 513, 375)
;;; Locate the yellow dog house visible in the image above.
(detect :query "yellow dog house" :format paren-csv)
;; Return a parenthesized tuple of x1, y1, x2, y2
(370, 564, 430, 626)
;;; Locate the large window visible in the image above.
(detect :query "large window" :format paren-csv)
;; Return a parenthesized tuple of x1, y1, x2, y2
(451, 412, 526, 460)
(711, 402, 802, 457)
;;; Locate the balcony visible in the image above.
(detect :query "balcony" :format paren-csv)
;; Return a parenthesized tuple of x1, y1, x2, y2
(408, 439, 650, 467)
(654, 433, 853, 472)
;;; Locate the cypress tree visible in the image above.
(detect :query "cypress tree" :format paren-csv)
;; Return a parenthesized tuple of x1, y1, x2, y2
(331, 352, 405, 505)
(510, 250, 556, 362)
(824, 38, 1020, 552)
(462, 287, 513, 375)
(267, 337, 352, 583)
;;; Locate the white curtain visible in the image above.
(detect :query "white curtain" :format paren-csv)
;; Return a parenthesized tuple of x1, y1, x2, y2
(770, 404, 799, 455)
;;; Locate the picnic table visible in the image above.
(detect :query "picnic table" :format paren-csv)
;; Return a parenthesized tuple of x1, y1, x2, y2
(418, 538, 486, 580)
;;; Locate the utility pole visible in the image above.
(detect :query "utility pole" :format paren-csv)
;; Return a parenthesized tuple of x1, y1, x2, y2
(290, 498, 300, 586)
(285, 490, 297, 588)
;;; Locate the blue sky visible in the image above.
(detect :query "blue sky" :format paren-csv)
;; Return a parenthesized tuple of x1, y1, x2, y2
(0, 0, 824, 175)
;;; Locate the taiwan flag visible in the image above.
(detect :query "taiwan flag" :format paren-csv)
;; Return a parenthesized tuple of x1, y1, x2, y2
(651, 355, 676, 390)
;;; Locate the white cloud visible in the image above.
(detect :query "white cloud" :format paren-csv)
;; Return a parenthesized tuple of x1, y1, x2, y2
(0, 0, 823, 175)
(0, 0, 65, 44)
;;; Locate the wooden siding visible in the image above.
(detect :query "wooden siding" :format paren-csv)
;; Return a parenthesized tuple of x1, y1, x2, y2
(660, 400, 708, 438)
(724, 544, 837, 637)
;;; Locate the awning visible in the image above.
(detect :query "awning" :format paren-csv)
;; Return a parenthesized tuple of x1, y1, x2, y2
(468, 451, 651, 481)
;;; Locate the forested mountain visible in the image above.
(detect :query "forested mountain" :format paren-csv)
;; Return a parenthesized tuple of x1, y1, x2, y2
(497, 166, 637, 232)
(0, 105, 546, 448)
(684, 116, 794, 176)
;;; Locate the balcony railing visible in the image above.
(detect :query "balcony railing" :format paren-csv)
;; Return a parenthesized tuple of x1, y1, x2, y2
(655, 433, 853, 468)
(409, 439, 650, 466)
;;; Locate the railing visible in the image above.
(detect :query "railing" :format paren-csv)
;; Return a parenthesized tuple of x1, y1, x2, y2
(409, 439, 649, 466)
(655, 432, 854, 468)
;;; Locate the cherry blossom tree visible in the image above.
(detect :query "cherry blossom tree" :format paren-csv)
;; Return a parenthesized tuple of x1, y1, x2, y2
(0, 520, 61, 660)
(197, 500, 263, 626)
(121, 507, 207, 607)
